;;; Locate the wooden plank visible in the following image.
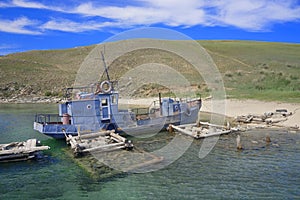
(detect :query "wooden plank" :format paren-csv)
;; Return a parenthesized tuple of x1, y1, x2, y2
(199, 121, 228, 129)
(198, 130, 231, 138)
(171, 125, 197, 138)
(0, 149, 22, 155)
(28, 146, 50, 152)
(25, 139, 37, 150)
(176, 123, 197, 128)
(110, 132, 126, 143)
(81, 142, 125, 153)
(0, 142, 20, 150)
(67, 135, 78, 149)
(265, 118, 287, 124)
(0, 140, 49, 156)
(0, 153, 32, 162)
(84, 145, 125, 153)
(79, 130, 112, 140)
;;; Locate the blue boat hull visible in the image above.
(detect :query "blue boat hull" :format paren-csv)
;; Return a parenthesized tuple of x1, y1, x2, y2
(33, 83, 202, 139)
(33, 105, 200, 139)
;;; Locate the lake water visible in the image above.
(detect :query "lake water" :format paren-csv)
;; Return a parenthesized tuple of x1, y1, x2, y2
(0, 104, 299, 199)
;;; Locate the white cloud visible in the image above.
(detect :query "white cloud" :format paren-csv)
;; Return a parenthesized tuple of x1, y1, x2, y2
(0, 2, 9, 7)
(73, 1, 208, 27)
(0, 17, 41, 35)
(12, 0, 47, 9)
(207, 0, 300, 31)
(70, 0, 300, 31)
(41, 19, 120, 32)
(1, 0, 300, 34)
(0, 0, 47, 9)
(0, 0, 64, 12)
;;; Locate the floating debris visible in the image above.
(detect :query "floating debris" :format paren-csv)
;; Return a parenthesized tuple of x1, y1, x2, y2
(0, 139, 50, 162)
(236, 109, 298, 130)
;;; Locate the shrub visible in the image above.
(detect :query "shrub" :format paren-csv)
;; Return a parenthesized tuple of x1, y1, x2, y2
(225, 71, 233, 77)
(44, 91, 52, 96)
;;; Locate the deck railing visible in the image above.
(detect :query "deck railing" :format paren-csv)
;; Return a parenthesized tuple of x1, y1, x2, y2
(64, 81, 118, 100)
(35, 114, 62, 124)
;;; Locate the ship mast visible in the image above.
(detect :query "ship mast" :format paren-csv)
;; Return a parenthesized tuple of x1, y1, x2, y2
(100, 51, 110, 82)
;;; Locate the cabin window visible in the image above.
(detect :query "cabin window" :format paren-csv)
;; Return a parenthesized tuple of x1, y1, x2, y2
(111, 95, 117, 104)
(101, 98, 108, 106)
(87, 104, 92, 109)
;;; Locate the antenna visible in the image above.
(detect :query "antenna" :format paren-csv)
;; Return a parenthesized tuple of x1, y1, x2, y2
(100, 51, 110, 82)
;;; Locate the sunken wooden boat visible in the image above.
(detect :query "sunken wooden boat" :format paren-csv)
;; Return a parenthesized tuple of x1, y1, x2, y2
(0, 139, 50, 162)
(64, 129, 133, 156)
(169, 121, 234, 139)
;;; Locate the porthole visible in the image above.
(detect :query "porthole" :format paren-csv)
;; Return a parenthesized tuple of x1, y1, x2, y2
(87, 104, 92, 109)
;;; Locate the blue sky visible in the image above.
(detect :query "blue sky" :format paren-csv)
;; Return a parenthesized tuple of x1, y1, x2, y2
(1, 0, 300, 55)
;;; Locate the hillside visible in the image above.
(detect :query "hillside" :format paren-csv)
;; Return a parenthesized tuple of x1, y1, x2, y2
(0, 40, 299, 103)
(201, 41, 300, 102)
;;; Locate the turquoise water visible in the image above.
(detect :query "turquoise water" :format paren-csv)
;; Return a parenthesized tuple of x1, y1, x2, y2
(0, 104, 300, 199)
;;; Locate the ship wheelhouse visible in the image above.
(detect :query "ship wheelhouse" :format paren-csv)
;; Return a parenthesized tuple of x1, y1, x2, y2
(34, 81, 120, 139)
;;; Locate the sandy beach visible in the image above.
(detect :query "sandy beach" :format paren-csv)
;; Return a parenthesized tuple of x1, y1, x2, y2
(120, 98, 300, 129)
(201, 99, 300, 128)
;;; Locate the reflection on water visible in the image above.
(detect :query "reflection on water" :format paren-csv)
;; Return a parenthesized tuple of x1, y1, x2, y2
(0, 104, 56, 143)
(0, 104, 299, 199)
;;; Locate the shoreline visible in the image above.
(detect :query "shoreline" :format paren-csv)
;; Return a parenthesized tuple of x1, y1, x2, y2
(1, 97, 299, 129)
(120, 98, 300, 129)
(200, 99, 300, 129)
(0, 96, 63, 104)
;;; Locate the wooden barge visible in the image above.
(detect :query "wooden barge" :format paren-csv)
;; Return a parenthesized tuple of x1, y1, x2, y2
(64, 130, 133, 156)
(0, 139, 50, 162)
(169, 121, 235, 139)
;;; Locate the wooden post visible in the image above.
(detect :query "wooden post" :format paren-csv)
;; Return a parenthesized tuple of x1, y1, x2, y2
(196, 111, 201, 127)
(236, 134, 243, 150)
(168, 124, 173, 133)
(77, 125, 81, 140)
(159, 93, 162, 116)
(266, 134, 271, 143)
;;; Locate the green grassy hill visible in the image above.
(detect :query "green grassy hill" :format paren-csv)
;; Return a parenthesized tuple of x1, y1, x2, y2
(0, 40, 299, 102)
(201, 41, 300, 102)
(0, 46, 93, 98)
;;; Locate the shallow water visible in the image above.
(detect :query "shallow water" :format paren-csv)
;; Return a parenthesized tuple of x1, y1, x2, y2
(0, 104, 299, 199)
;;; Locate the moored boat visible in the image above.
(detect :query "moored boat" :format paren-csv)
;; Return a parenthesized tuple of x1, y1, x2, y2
(33, 80, 201, 139)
